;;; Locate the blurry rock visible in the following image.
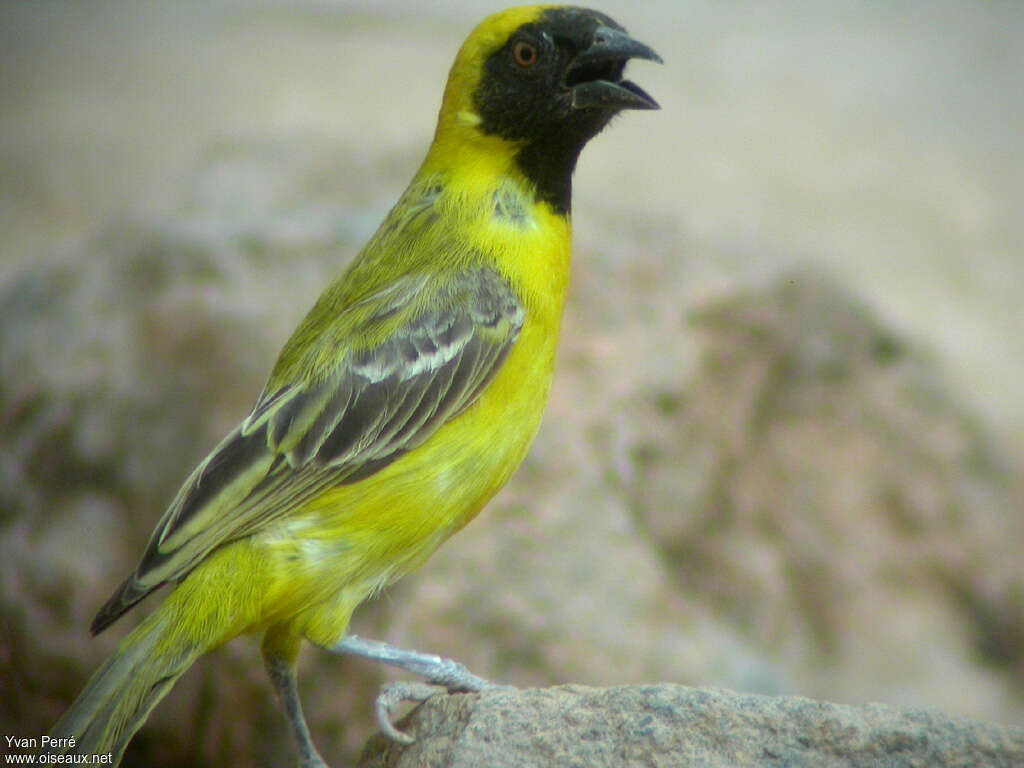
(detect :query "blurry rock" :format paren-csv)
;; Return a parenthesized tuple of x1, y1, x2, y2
(0, 139, 411, 766)
(357, 684, 1024, 768)
(625, 269, 1024, 720)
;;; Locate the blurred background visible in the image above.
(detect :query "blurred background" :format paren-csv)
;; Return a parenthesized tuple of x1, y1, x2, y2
(2, 1, 1022, 765)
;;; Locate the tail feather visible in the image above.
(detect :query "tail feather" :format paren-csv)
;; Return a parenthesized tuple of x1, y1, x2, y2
(46, 608, 202, 764)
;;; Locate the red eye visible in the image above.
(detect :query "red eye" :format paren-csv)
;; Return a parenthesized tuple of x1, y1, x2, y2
(512, 41, 539, 68)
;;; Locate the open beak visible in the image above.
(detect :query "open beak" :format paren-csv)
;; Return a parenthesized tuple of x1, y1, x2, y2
(567, 26, 662, 111)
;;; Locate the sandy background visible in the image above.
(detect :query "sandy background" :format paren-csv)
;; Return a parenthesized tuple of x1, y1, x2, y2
(2, 1, 1022, 765)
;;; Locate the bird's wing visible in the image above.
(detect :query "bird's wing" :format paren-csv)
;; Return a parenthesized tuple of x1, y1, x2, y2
(92, 266, 524, 633)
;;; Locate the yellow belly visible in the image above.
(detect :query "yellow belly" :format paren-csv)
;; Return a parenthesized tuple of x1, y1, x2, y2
(174, 188, 571, 651)
(243, 313, 558, 646)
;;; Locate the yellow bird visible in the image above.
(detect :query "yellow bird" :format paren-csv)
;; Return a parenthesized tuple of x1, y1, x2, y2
(48, 5, 659, 766)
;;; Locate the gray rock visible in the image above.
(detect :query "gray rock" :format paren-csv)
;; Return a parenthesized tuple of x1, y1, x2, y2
(358, 684, 1024, 768)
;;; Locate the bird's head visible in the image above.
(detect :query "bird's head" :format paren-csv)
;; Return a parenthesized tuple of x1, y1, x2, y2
(428, 5, 661, 213)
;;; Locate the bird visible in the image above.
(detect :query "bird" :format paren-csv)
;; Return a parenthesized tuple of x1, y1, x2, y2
(46, 6, 659, 767)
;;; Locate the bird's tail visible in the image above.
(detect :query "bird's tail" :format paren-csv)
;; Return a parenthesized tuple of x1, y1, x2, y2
(45, 602, 205, 765)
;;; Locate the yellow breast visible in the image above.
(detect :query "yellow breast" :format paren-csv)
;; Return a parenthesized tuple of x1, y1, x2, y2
(259, 173, 572, 626)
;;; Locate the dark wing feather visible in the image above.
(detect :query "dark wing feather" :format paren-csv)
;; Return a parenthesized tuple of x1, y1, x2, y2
(91, 267, 524, 634)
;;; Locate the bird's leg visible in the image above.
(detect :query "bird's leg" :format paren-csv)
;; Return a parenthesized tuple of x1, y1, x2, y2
(331, 634, 495, 689)
(263, 653, 330, 768)
(326, 634, 511, 744)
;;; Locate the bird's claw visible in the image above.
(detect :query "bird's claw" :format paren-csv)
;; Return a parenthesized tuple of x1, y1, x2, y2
(375, 677, 516, 744)
(375, 681, 446, 744)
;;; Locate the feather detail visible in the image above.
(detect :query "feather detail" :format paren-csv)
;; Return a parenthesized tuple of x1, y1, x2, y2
(91, 267, 524, 633)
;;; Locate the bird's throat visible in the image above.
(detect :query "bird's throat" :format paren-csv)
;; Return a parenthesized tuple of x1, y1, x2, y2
(515, 137, 579, 216)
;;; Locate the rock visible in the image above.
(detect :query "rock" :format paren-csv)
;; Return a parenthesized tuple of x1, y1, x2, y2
(0, 151, 397, 766)
(622, 270, 1024, 717)
(358, 684, 1024, 768)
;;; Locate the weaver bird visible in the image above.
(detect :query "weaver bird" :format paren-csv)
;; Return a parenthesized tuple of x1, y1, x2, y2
(48, 5, 659, 766)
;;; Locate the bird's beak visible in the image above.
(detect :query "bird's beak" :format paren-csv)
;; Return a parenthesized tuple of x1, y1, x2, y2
(567, 27, 662, 111)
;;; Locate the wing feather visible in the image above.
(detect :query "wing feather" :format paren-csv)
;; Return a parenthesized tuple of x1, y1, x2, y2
(91, 266, 525, 634)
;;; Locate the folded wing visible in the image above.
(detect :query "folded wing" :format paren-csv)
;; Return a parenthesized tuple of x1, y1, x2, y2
(91, 266, 524, 634)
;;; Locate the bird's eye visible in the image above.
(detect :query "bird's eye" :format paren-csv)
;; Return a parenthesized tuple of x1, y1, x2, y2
(512, 41, 539, 68)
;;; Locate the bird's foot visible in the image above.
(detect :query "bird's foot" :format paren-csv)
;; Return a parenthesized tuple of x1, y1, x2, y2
(375, 677, 514, 744)
(326, 635, 515, 744)
(374, 681, 443, 744)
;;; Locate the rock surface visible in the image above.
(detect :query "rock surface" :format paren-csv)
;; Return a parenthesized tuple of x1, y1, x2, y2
(358, 685, 1024, 768)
